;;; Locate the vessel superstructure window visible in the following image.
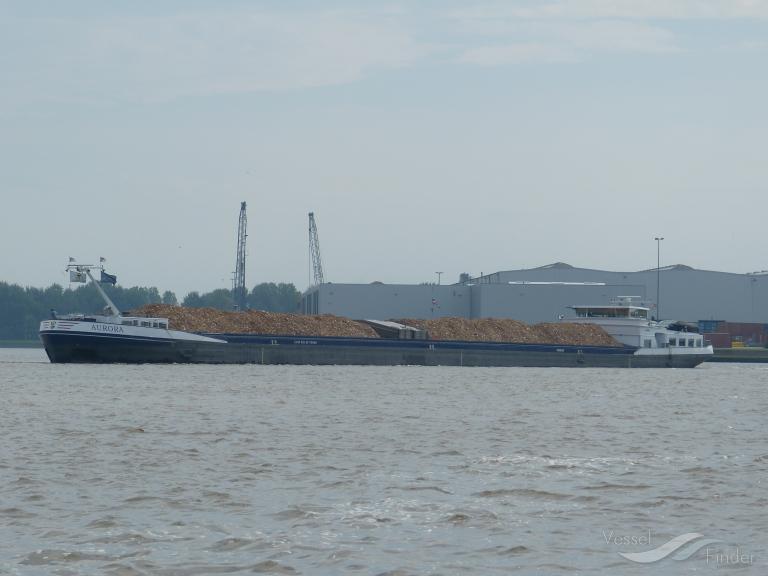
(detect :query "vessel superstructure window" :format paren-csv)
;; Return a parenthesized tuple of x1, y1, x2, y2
(141, 321, 150, 327)
(644, 339, 652, 348)
(159, 322, 167, 329)
(688, 338, 694, 347)
(669, 338, 676, 346)
(590, 308, 620, 318)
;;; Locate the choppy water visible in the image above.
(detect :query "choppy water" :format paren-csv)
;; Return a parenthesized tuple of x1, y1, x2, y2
(1, 348, 766, 575)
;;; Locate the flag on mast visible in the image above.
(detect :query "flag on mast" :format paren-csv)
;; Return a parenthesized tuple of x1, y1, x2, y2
(100, 271, 117, 285)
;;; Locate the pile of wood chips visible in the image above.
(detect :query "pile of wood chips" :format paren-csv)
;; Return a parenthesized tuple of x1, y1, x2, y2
(132, 305, 618, 346)
(396, 317, 619, 347)
(133, 304, 379, 338)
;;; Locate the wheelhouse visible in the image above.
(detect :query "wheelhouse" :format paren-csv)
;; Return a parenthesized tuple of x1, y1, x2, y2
(569, 305, 649, 319)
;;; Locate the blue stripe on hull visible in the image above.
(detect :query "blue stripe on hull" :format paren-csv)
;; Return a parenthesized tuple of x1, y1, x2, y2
(202, 332, 636, 355)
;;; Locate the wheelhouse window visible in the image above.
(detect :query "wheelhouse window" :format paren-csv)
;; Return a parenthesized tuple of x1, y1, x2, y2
(688, 338, 694, 347)
(573, 306, 648, 319)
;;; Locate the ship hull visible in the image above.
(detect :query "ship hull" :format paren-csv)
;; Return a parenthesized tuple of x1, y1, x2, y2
(39, 330, 710, 368)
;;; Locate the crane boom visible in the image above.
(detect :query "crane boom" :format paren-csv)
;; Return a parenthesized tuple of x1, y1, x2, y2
(308, 212, 325, 286)
(233, 202, 248, 310)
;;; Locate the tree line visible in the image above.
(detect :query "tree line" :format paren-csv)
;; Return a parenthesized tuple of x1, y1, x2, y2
(0, 281, 301, 341)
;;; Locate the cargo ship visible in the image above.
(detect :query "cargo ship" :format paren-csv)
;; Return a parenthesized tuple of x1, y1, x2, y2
(39, 263, 713, 368)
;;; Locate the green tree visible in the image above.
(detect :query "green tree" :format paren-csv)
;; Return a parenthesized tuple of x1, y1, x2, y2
(182, 291, 203, 307)
(0, 281, 178, 340)
(248, 283, 300, 312)
(162, 290, 178, 305)
(182, 289, 234, 310)
(0, 280, 300, 340)
(200, 288, 235, 310)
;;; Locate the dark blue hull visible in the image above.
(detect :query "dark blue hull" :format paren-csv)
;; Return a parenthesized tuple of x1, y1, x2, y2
(39, 330, 710, 368)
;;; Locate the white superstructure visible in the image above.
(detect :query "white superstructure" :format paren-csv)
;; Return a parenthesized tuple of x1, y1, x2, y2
(39, 317, 226, 344)
(40, 261, 225, 345)
(567, 297, 713, 358)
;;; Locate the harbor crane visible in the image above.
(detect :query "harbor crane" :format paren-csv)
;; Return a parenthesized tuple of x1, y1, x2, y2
(308, 212, 325, 286)
(233, 201, 248, 310)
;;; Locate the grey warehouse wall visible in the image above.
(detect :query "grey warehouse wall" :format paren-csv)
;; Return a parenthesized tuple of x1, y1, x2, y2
(308, 284, 470, 319)
(302, 264, 768, 323)
(470, 284, 647, 322)
(492, 266, 768, 323)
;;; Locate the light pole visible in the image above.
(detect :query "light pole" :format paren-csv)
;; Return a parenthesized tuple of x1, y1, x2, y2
(654, 237, 664, 320)
(436, 271, 443, 285)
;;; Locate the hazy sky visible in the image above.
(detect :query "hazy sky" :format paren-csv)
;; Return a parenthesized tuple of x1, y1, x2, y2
(2, 1, 767, 297)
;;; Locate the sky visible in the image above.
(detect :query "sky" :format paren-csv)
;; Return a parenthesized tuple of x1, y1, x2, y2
(2, 0, 767, 298)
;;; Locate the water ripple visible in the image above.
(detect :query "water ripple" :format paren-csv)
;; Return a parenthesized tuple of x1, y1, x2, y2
(1, 350, 766, 574)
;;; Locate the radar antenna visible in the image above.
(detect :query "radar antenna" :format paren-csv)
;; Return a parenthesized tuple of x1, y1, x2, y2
(233, 201, 248, 310)
(308, 212, 325, 286)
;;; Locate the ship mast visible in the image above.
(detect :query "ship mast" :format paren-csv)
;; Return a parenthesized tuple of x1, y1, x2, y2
(66, 262, 121, 317)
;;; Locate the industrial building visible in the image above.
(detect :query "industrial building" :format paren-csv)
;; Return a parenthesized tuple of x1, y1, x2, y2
(301, 263, 768, 341)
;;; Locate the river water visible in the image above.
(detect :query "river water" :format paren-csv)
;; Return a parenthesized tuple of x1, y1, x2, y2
(0, 348, 765, 575)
